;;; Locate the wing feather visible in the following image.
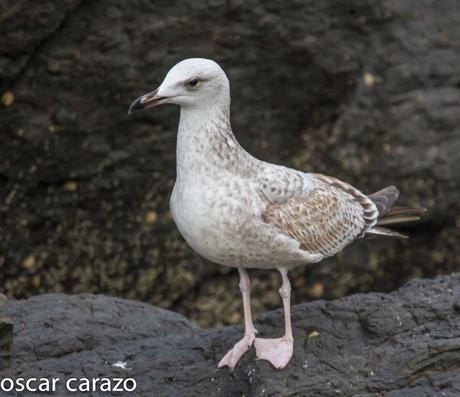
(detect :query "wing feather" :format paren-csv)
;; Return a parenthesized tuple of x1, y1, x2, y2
(310, 173, 379, 231)
(260, 173, 379, 258)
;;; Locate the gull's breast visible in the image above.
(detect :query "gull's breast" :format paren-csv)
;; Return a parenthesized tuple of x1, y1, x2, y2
(170, 176, 261, 265)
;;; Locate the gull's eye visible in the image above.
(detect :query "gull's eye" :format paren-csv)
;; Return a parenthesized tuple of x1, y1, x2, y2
(186, 78, 200, 88)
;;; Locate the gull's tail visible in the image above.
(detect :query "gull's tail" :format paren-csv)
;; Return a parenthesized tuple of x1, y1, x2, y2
(366, 186, 426, 239)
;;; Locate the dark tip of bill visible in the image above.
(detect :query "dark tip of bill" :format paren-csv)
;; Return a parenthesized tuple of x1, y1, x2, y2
(128, 97, 144, 115)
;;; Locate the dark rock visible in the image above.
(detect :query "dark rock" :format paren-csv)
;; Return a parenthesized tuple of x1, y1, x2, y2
(0, 274, 459, 396)
(0, 317, 13, 371)
(1, 0, 459, 326)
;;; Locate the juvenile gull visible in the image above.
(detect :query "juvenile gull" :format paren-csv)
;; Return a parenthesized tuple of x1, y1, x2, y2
(129, 58, 425, 371)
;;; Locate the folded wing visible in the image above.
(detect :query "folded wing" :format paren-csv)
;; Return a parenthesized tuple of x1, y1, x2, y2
(261, 173, 379, 258)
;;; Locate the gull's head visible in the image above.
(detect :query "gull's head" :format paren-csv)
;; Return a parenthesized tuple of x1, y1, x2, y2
(129, 58, 229, 114)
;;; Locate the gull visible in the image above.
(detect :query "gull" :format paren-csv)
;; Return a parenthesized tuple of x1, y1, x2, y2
(129, 58, 425, 371)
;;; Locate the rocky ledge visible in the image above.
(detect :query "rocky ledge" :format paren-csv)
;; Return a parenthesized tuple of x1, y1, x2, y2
(0, 273, 459, 396)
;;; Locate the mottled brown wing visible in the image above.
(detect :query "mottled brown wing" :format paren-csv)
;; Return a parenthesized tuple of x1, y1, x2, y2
(262, 184, 367, 257)
(310, 173, 379, 231)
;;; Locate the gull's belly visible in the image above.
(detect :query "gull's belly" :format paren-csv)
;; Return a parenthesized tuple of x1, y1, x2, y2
(170, 179, 309, 269)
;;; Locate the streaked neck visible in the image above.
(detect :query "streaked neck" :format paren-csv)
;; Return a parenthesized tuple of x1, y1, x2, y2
(176, 102, 253, 182)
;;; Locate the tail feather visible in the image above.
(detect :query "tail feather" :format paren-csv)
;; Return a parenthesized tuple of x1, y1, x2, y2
(377, 215, 423, 226)
(380, 206, 427, 217)
(367, 185, 426, 239)
(377, 206, 427, 226)
(369, 185, 399, 215)
(368, 226, 409, 239)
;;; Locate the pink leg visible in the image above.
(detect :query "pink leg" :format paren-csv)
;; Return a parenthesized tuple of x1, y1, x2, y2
(218, 268, 257, 371)
(254, 267, 293, 369)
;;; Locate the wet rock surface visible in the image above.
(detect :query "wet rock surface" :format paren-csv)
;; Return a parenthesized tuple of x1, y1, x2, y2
(0, 274, 459, 396)
(1, 0, 460, 326)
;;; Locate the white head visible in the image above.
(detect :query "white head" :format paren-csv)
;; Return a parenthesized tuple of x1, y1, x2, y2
(129, 58, 230, 113)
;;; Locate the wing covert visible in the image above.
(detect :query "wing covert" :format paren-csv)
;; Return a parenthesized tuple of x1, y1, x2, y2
(261, 183, 369, 257)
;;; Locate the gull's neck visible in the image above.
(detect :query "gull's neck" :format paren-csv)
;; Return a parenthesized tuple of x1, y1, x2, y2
(176, 101, 256, 183)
